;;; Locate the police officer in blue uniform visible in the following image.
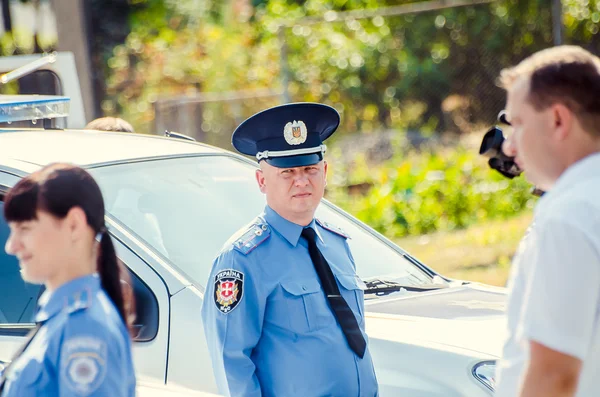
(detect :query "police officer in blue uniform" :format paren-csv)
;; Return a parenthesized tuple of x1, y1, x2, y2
(0, 163, 136, 396)
(201, 103, 378, 397)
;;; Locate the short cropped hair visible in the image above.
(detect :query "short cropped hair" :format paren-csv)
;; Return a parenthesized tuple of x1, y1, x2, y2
(85, 117, 135, 133)
(499, 45, 600, 137)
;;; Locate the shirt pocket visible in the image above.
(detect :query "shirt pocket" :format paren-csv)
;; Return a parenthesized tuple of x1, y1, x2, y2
(334, 273, 367, 324)
(275, 278, 335, 333)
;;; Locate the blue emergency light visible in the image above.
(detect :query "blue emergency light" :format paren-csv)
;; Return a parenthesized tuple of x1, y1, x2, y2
(0, 95, 70, 123)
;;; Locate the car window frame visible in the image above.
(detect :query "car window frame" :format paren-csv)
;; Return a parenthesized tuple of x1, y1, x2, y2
(319, 197, 442, 280)
(88, 152, 444, 292)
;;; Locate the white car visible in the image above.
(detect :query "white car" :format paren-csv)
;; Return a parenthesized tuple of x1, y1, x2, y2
(137, 377, 221, 397)
(0, 96, 504, 396)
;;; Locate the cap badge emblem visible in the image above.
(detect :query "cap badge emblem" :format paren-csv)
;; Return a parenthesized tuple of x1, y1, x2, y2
(283, 120, 307, 145)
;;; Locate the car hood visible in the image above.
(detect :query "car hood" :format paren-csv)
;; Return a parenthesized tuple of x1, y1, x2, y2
(137, 376, 221, 396)
(364, 283, 507, 358)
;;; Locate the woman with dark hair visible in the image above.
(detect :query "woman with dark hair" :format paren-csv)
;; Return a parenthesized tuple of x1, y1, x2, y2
(0, 163, 136, 396)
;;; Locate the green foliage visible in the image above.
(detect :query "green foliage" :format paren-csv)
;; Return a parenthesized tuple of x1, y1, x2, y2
(325, 140, 536, 238)
(103, 0, 282, 135)
(104, 0, 600, 137)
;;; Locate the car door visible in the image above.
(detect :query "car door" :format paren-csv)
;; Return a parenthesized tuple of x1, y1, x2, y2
(0, 170, 171, 383)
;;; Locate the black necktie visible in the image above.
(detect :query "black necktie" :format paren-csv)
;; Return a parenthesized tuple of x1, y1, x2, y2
(301, 227, 366, 358)
(0, 323, 42, 394)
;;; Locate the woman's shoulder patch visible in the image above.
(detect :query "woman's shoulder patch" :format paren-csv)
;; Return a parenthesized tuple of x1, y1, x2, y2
(60, 335, 107, 395)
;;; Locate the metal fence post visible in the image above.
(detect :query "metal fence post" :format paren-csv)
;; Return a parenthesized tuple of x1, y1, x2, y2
(552, 0, 563, 45)
(278, 26, 291, 104)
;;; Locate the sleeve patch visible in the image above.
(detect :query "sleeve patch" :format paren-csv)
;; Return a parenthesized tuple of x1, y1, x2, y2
(214, 269, 245, 314)
(60, 336, 107, 395)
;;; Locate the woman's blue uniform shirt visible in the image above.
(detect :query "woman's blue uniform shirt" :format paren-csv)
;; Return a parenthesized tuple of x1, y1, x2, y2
(201, 206, 378, 397)
(1, 274, 136, 397)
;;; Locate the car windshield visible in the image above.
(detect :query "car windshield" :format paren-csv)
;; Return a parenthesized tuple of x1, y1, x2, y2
(91, 155, 434, 290)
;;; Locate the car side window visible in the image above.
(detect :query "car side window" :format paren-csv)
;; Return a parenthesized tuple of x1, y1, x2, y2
(0, 201, 42, 325)
(124, 265, 159, 342)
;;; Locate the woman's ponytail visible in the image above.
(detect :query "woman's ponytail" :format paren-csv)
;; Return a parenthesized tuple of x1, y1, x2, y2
(97, 231, 128, 326)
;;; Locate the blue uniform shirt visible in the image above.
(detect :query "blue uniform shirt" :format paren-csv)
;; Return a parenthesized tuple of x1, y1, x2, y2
(201, 206, 378, 397)
(1, 274, 136, 397)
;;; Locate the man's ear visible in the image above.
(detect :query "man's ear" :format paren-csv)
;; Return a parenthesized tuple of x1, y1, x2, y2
(323, 161, 328, 186)
(64, 207, 88, 240)
(256, 168, 267, 194)
(551, 103, 574, 142)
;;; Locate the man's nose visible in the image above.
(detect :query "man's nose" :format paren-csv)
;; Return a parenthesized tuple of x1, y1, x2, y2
(294, 174, 310, 186)
(502, 135, 517, 157)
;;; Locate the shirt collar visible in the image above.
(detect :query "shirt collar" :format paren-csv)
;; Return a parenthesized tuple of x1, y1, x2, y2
(263, 205, 324, 246)
(35, 274, 100, 323)
(537, 152, 600, 212)
(552, 152, 600, 192)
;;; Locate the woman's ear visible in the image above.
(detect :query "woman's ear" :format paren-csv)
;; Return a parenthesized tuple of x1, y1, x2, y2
(64, 207, 89, 240)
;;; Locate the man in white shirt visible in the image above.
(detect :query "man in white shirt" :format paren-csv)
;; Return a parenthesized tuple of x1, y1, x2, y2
(495, 45, 600, 397)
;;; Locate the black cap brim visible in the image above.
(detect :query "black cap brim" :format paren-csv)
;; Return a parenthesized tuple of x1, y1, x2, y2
(264, 152, 323, 168)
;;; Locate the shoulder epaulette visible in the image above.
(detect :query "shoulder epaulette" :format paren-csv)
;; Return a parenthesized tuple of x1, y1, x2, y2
(316, 218, 350, 239)
(232, 218, 271, 255)
(66, 288, 93, 315)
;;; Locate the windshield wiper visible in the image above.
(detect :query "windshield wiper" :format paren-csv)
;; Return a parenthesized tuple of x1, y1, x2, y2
(363, 278, 446, 295)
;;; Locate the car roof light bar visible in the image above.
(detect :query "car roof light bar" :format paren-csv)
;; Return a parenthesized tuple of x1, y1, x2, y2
(0, 95, 70, 123)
